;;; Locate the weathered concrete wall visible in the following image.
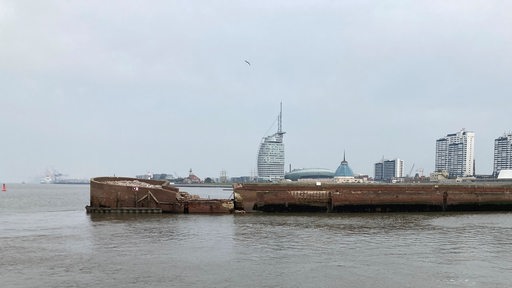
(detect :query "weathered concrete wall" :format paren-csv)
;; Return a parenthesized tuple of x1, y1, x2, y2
(186, 200, 234, 213)
(233, 183, 512, 212)
(89, 177, 233, 213)
(90, 177, 182, 213)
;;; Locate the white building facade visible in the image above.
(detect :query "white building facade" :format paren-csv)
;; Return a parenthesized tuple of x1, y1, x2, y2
(257, 104, 285, 181)
(435, 129, 475, 178)
(257, 133, 285, 180)
(494, 133, 512, 177)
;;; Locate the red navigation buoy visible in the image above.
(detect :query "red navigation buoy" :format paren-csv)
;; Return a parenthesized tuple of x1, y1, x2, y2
(1, 183, 6, 192)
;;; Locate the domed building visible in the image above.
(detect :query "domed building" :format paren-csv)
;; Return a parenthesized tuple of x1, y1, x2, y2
(334, 153, 363, 183)
(283, 153, 366, 183)
(285, 168, 334, 181)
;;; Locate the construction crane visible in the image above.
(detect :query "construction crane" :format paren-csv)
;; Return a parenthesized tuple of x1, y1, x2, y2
(408, 163, 415, 178)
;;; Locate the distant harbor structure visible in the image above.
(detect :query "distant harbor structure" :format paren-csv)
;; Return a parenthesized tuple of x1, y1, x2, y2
(257, 103, 285, 181)
(40, 169, 89, 184)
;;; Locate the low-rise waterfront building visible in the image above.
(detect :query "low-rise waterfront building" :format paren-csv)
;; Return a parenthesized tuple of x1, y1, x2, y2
(498, 170, 512, 180)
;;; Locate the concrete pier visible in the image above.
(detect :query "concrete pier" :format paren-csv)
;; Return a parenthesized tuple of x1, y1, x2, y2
(233, 182, 512, 213)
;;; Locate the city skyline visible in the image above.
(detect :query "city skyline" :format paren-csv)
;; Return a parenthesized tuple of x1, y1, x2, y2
(1, 1, 511, 183)
(150, 129, 510, 180)
(3, 125, 512, 182)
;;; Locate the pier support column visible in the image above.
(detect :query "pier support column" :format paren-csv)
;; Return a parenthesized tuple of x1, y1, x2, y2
(327, 192, 333, 213)
(442, 192, 448, 211)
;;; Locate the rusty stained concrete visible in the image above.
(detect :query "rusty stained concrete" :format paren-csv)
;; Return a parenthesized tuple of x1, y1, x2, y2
(88, 177, 233, 214)
(233, 182, 512, 213)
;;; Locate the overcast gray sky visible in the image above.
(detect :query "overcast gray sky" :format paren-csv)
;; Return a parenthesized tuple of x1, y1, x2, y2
(1, 0, 511, 182)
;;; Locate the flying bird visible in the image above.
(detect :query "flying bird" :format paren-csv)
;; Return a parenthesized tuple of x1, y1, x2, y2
(244, 60, 251, 66)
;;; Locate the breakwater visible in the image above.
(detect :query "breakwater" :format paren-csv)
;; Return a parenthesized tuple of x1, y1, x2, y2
(233, 182, 512, 212)
(87, 177, 233, 213)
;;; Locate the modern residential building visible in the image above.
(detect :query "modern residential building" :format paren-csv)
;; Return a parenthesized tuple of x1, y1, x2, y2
(435, 129, 475, 178)
(494, 133, 512, 177)
(374, 158, 404, 181)
(374, 162, 384, 181)
(257, 103, 286, 181)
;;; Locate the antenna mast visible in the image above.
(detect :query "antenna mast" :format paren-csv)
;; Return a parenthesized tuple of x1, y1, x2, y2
(278, 102, 283, 134)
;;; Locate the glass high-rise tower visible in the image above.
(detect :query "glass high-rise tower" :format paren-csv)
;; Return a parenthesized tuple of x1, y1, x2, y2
(257, 103, 285, 181)
(374, 158, 404, 181)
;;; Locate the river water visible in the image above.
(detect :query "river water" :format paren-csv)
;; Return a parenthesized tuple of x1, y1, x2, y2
(1, 183, 512, 287)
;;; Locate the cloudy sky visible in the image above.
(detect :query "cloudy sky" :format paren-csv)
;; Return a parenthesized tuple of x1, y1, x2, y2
(1, 0, 511, 182)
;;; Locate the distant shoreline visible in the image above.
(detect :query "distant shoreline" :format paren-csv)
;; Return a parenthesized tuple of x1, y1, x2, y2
(174, 183, 232, 189)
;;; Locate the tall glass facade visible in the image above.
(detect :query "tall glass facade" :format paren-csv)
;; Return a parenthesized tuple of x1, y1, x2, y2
(257, 104, 285, 181)
(374, 158, 404, 181)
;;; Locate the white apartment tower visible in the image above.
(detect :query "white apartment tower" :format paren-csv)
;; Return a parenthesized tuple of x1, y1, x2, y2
(493, 133, 512, 177)
(257, 103, 285, 181)
(435, 129, 475, 178)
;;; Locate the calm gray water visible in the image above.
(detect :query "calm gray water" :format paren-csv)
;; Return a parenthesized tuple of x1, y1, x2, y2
(1, 184, 512, 288)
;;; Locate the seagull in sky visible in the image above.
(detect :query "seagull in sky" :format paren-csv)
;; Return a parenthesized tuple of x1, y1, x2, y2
(244, 60, 251, 66)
